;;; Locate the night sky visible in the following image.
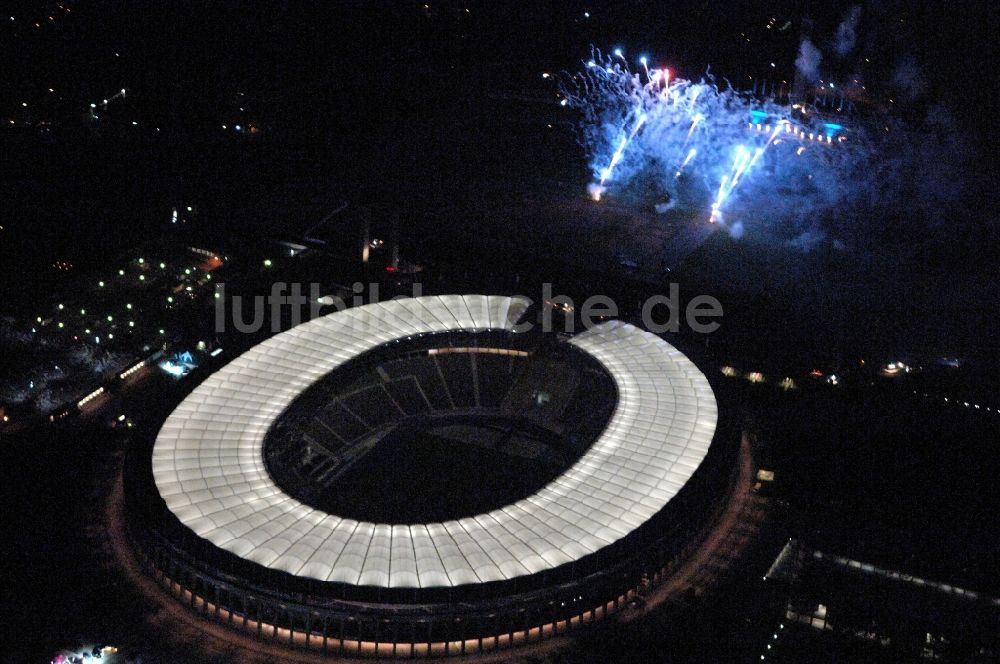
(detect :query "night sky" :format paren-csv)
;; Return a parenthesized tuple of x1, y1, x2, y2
(4, 1, 993, 139)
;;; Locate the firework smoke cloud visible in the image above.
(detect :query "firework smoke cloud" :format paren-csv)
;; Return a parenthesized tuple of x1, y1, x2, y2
(834, 5, 862, 58)
(795, 39, 823, 83)
(559, 44, 968, 250)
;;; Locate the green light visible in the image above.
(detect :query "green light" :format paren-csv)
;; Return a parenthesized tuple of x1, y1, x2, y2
(263, 259, 272, 267)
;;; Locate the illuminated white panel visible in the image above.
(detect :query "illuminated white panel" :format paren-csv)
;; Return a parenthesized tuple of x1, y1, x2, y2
(152, 295, 717, 588)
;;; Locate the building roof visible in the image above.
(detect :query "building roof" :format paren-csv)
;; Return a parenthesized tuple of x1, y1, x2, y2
(152, 295, 717, 588)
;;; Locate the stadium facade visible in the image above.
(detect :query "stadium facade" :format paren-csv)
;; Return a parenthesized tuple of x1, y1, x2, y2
(124, 295, 740, 656)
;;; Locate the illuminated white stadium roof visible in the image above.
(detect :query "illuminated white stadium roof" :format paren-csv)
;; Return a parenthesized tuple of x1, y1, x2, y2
(152, 295, 717, 588)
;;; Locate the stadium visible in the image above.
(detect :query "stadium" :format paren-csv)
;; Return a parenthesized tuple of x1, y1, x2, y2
(123, 295, 741, 657)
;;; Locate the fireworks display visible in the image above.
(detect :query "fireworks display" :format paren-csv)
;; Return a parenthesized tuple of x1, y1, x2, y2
(561, 50, 865, 227)
(559, 49, 966, 248)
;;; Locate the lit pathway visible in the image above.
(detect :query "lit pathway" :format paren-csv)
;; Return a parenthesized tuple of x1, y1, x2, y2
(618, 432, 765, 623)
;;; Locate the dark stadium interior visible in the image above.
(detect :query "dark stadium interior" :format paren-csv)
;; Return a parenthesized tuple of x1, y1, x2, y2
(264, 330, 617, 522)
